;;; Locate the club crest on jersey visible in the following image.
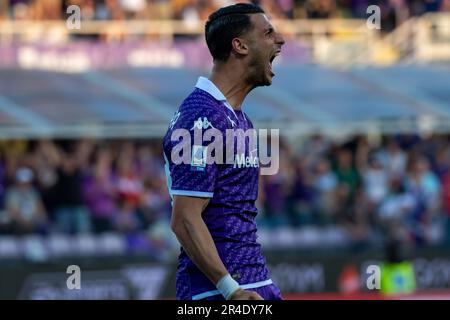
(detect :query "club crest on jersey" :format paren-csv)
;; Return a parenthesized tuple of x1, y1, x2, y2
(191, 145, 207, 169)
(191, 117, 215, 130)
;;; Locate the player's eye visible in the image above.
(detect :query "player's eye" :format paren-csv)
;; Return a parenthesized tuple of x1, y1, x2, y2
(265, 28, 274, 36)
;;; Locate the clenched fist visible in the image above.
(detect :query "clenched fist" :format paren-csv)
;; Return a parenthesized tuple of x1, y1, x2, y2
(230, 289, 264, 300)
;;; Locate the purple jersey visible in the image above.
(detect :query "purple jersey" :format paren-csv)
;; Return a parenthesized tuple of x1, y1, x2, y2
(163, 77, 274, 300)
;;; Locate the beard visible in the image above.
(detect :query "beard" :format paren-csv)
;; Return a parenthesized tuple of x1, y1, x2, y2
(246, 50, 272, 88)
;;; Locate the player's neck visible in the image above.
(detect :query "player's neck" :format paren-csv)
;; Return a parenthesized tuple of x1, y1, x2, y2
(209, 64, 253, 111)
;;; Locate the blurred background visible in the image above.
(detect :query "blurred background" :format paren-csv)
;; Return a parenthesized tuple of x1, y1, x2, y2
(0, 0, 450, 299)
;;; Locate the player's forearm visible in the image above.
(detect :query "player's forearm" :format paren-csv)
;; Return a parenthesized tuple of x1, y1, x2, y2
(171, 215, 229, 285)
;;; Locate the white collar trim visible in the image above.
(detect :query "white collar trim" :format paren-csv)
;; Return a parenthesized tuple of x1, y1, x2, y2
(195, 77, 237, 118)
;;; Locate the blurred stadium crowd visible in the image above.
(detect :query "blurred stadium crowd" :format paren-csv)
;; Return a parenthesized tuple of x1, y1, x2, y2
(0, 139, 171, 236)
(1, 0, 449, 24)
(261, 134, 450, 247)
(1, 134, 449, 249)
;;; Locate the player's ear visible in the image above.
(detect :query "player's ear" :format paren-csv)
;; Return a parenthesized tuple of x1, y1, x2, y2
(231, 37, 249, 56)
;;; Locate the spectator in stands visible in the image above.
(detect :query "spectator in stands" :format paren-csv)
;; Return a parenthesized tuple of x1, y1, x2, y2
(4, 167, 48, 234)
(53, 148, 91, 234)
(0, 156, 11, 234)
(102, 0, 126, 20)
(0, 0, 7, 20)
(378, 176, 416, 244)
(312, 158, 337, 225)
(432, 146, 450, 180)
(76, 0, 96, 21)
(379, 0, 410, 32)
(377, 138, 408, 180)
(262, 173, 287, 226)
(356, 137, 388, 207)
(305, 0, 337, 19)
(258, 0, 285, 19)
(139, 177, 171, 228)
(33, 140, 59, 221)
(404, 156, 441, 244)
(287, 157, 317, 226)
(10, 1, 31, 20)
(83, 149, 117, 233)
(334, 148, 360, 202)
(276, 0, 295, 18)
(442, 171, 450, 245)
(0, 154, 6, 212)
(300, 134, 331, 169)
(147, 0, 172, 20)
(174, 0, 200, 22)
(116, 144, 143, 209)
(407, 156, 441, 211)
(360, 155, 389, 206)
(114, 197, 141, 232)
(333, 182, 371, 246)
(32, 0, 62, 19)
(136, 144, 164, 183)
(119, 0, 147, 19)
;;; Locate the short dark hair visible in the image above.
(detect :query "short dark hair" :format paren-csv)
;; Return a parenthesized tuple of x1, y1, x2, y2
(205, 3, 265, 62)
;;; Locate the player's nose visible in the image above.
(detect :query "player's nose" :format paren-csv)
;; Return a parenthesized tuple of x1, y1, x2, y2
(275, 32, 285, 47)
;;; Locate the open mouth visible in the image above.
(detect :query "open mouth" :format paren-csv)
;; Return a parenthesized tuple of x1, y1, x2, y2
(268, 50, 281, 76)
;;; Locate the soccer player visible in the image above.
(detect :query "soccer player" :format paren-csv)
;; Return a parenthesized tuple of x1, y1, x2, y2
(163, 3, 285, 300)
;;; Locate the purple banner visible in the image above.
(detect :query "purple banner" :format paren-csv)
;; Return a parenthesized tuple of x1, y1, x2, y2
(0, 40, 309, 72)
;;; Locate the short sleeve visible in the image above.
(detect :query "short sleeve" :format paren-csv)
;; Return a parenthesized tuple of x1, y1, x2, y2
(164, 105, 227, 198)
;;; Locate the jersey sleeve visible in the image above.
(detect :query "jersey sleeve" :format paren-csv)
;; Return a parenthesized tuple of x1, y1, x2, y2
(164, 105, 227, 198)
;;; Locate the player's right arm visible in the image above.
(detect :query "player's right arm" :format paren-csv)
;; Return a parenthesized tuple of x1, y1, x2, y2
(171, 195, 262, 300)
